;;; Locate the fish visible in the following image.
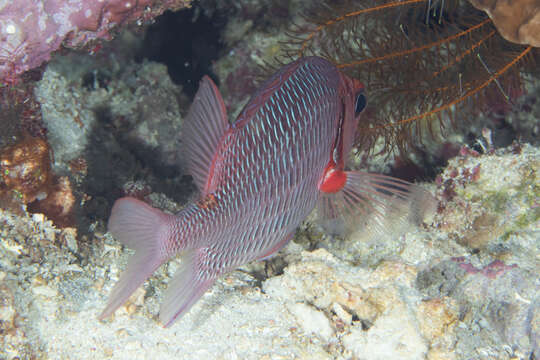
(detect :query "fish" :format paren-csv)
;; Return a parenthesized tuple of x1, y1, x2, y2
(98, 56, 435, 327)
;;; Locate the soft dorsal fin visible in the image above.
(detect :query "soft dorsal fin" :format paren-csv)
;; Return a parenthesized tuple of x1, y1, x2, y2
(182, 76, 229, 194)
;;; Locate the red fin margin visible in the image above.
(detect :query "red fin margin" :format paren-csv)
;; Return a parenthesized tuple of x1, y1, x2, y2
(182, 76, 229, 194)
(317, 171, 436, 237)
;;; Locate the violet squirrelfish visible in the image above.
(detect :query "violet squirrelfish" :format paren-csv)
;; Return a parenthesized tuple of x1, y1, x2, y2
(99, 56, 434, 327)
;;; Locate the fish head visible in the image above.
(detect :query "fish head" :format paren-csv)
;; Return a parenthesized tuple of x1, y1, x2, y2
(338, 73, 366, 157)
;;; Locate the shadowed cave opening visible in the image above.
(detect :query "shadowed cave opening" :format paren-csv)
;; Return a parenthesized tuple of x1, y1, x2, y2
(136, 4, 226, 97)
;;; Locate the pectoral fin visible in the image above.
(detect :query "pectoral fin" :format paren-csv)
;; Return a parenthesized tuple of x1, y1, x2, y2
(317, 171, 436, 237)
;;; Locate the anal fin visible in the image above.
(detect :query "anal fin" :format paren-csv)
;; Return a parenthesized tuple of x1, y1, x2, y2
(159, 248, 216, 327)
(257, 231, 295, 261)
(317, 171, 436, 237)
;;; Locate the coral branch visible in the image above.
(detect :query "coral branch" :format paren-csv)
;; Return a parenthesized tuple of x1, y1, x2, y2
(337, 18, 493, 69)
(362, 44, 533, 132)
(299, 0, 426, 56)
(279, 0, 539, 155)
(395, 45, 533, 127)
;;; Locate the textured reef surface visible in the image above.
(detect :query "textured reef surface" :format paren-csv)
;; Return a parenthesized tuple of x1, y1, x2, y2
(0, 1, 539, 359)
(1, 142, 538, 359)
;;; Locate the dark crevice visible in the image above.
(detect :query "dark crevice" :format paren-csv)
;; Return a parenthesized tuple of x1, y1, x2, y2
(136, 5, 226, 97)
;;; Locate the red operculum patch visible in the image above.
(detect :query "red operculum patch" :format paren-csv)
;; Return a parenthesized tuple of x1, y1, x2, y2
(319, 167, 347, 193)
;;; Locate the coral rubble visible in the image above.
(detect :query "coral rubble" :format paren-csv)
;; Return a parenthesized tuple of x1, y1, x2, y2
(1, 143, 538, 359)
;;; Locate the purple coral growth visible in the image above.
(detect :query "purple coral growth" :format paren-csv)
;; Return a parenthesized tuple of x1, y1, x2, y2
(453, 257, 518, 279)
(0, 0, 191, 83)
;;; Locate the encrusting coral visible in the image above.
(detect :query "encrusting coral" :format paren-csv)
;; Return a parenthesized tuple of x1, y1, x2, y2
(0, 135, 53, 204)
(0, 0, 192, 83)
(0, 135, 76, 226)
(469, 0, 540, 47)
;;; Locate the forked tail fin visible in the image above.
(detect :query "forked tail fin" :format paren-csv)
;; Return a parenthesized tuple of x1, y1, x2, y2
(317, 171, 436, 237)
(99, 197, 174, 321)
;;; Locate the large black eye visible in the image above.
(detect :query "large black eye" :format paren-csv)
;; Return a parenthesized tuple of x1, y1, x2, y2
(355, 92, 367, 115)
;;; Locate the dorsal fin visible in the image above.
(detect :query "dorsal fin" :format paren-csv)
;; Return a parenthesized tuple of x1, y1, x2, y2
(182, 76, 229, 194)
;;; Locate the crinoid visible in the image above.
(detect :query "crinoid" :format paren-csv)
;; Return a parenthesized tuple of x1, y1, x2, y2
(277, 0, 539, 156)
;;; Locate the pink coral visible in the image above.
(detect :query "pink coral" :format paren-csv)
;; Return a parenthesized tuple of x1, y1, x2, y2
(452, 257, 518, 279)
(0, 0, 191, 83)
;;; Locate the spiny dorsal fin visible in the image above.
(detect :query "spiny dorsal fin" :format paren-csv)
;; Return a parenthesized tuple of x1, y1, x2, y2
(182, 76, 229, 194)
